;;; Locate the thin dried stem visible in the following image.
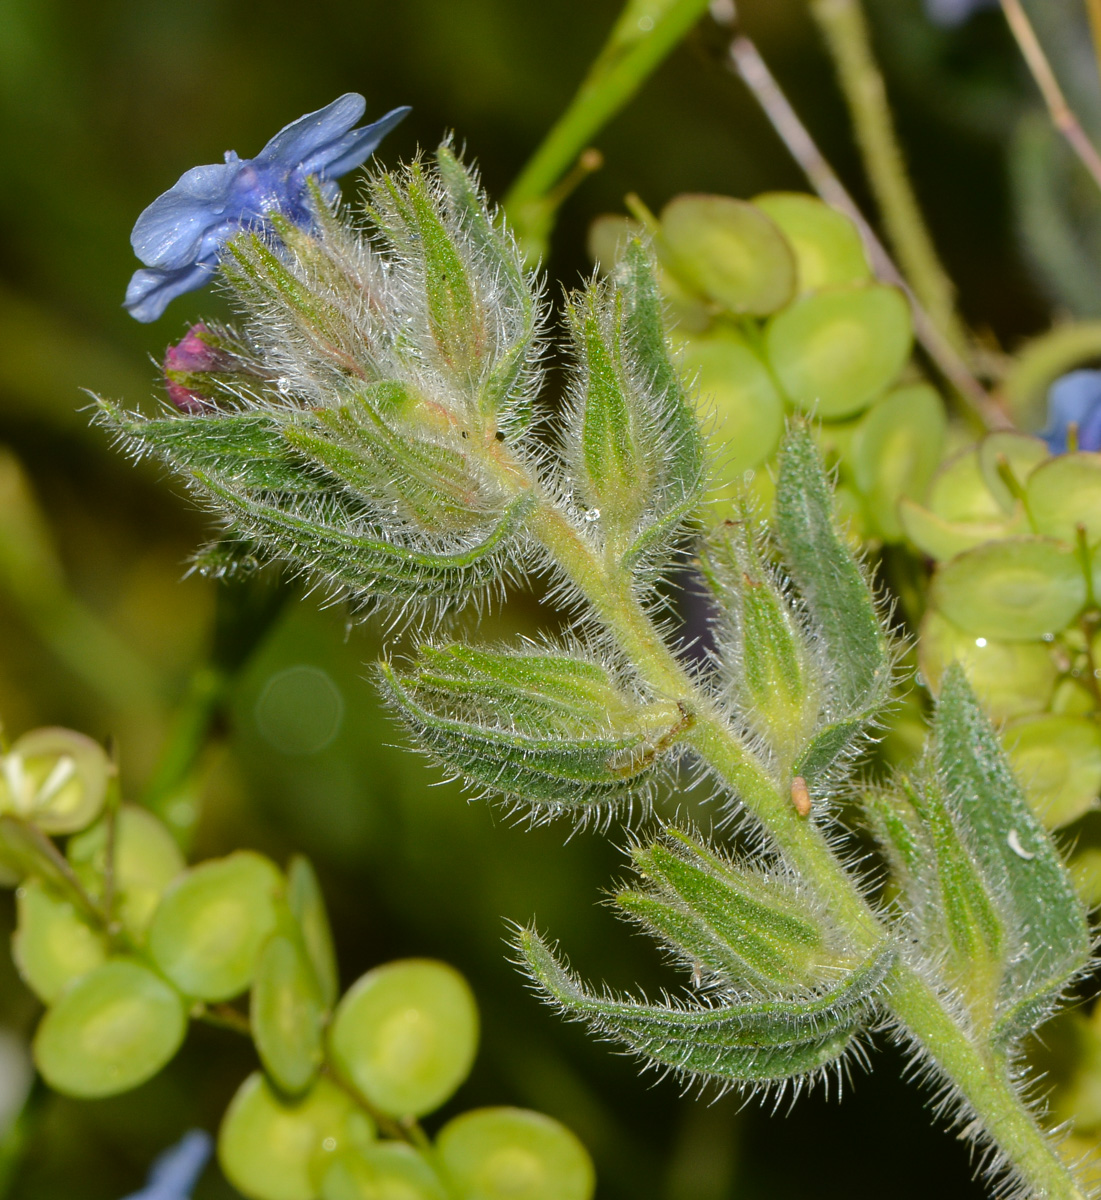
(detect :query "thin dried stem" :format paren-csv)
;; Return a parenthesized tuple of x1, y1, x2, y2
(1001, 0, 1101, 194)
(725, 33, 1009, 431)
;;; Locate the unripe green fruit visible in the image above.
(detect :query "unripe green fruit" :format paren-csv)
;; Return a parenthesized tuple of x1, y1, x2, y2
(219, 1071, 373, 1200)
(660, 194, 796, 316)
(436, 1107, 595, 1200)
(1004, 715, 1101, 829)
(252, 929, 326, 1095)
(751, 192, 870, 293)
(12, 878, 107, 1003)
(287, 855, 339, 1009)
(0, 727, 112, 834)
(977, 432, 1048, 514)
(67, 805, 185, 937)
(680, 328, 783, 489)
(33, 959, 186, 1097)
(329, 959, 478, 1118)
(148, 851, 282, 1001)
(933, 538, 1086, 641)
(320, 1142, 446, 1200)
(1026, 453, 1101, 545)
(764, 284, 911, 419)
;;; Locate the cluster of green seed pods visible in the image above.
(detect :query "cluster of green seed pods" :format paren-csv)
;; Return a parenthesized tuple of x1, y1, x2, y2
(591, 191, 943, 538)
(1, 725, 595, 1200)
(909, 433, 1101, 841)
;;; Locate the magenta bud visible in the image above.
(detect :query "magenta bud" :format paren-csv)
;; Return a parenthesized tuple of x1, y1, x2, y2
(163, 324, 222, 413)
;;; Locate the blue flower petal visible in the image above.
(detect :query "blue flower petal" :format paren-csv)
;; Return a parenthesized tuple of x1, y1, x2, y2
(124, 261, 217, 323)
(120, 1129, 212, 1200)
(254, 93, 366, 170)
(1042, 369, 1101, 453)
(305, 105, 412, 180)
(131, 162, 242, 270)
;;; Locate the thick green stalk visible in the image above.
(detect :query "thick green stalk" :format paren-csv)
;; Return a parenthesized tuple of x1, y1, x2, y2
(809, 0, 970, 356)
(504, 0, 712, 258)
(518, 479, 1084, 1199)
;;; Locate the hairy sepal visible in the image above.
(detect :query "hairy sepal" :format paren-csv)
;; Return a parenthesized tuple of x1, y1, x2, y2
(617, 828, 868, 995)
(561, 241, 704, 569)
(519, 927, 892, 1088)
(770, 426, 893, 781)
(379, 644, 692, 818)
(100, 402, 532, 610)
(871, 666, 1090, 1051)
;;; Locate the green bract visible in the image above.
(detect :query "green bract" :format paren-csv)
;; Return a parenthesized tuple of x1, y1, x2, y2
(0, 727, 112, 834)
(33, 959, 186, 1097)
(436, 1108, 596, 1200)
(764, 284, 912, 419)
(12, 878, 106, 1003)
(148, 850, 282, 1001)
(329, 959, 478, 1117)
(219, 1072, 371, 1200)
(67, 805, 185, 937)
(933, 538, 1086, 640)
(320, 1143, 446, 1200)
(751, 191, 871, 292)
(659, 194, 796, 315)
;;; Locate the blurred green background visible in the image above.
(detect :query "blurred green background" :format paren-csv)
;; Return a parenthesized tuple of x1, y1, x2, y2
(0, 0, 1091, 1195)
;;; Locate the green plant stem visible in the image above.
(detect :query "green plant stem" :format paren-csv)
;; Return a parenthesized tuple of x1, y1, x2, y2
(504, 0, 712, 256)
(809, 0, 970, 357)
(513, 467, 1084, 1197)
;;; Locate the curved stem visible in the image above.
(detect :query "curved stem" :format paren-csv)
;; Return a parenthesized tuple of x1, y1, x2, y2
(808, 0, 970, 358)
(519, 479, 1084, 1198)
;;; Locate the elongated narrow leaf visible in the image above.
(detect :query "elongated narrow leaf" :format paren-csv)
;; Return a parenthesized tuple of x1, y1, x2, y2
(618, 829, 833, 992)
(520, 929, 891, 1085)
(933, 665, 1090, 1047)
(774, 426, 890, 718)
(381, 644, 691, 814)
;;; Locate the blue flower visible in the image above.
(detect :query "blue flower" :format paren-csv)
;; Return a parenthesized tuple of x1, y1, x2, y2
(923, 0, 999, 27)
(125, 95, 410, 323)
(1042, 369, 1101, 453)
(120, 1130, 212, 1200)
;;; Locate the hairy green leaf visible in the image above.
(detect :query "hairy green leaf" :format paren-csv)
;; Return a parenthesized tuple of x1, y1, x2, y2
(519, 928, 891, 1085)
(380, 645, 691, 813)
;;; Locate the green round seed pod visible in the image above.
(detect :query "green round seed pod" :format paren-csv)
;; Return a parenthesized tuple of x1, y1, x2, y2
(926, 448, 1006, 524)
(919, 609, 1057, 721)
(68, 806, 185, 938)
(329, 959, 478, 1118)
(12, 878, 107, 1003)
(932, 537, 1087, 640)
(1027, 453, 1101, 545)
(1071, 847, 1101, 907)
(586, 214, 639, 275)
(4, 728, 111, 834)
(680, 329, 784, 486)
(148, 851, 282, 1002)
(751, 192, 871, 292)
(219, 1071, 371, 1200)
(33, 959, 186, 1097)
(436, 1108, 595, 1200)
(287, 855, 339, 1010)
(851, 384, 947, 542)
(899, 498, 1025, 561)
(977, 432, 1049, 514)
(764, 284, 912, 419)
(320, 1143, 446, 1200)
(660, 194, 796, 316)
(252, 931, 325, 1096)
(1004, 715, 1101, 828)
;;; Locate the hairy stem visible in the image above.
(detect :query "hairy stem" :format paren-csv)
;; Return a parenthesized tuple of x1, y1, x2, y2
(808, 0, 971, 357)
(511, 466, 1083, 1197)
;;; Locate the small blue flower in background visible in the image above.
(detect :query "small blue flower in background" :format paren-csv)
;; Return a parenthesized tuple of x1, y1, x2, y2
(1042, 369, 1101, 453)
(120, 1129, 212, 1200)
(125, 95, 410, 323)
(923, 0, 999, 27)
